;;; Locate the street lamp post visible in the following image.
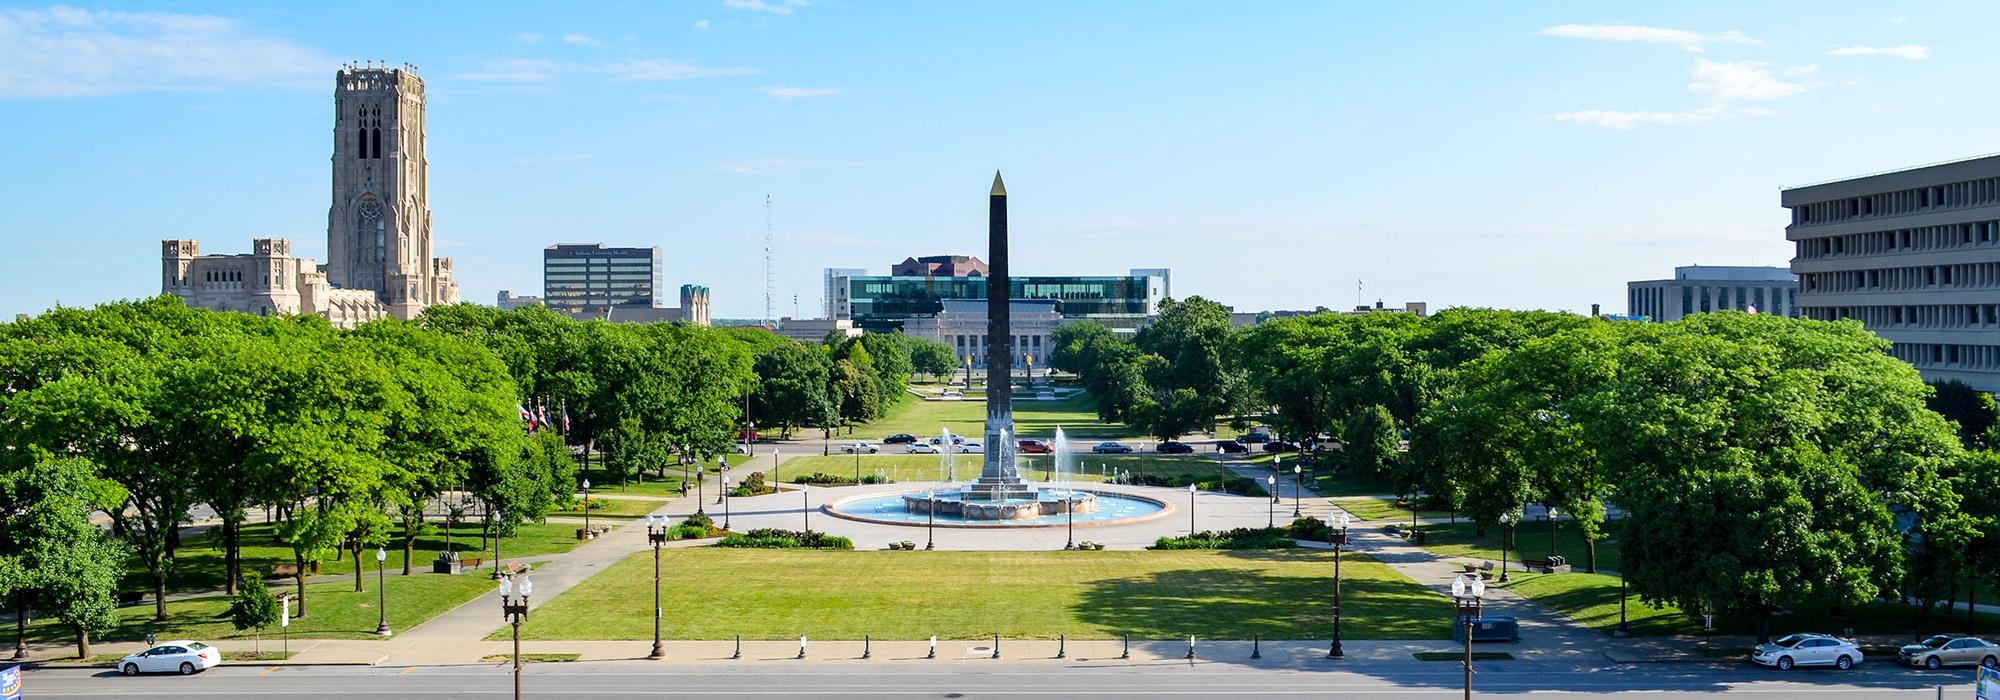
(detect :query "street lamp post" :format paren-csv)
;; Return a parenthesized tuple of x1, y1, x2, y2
(1452, 574, 1486, 700)
(695, 460, 706, 515)
(926, 491, 936, 550)
(374, 547, 391, 636)
(1616, 570, 1631, 637)
(771, 448, 781, 492)
(499, 573, 533, 700)
(1292, 465, 1303, 518)
(645, 516, 666, 659)
(802, 484, 811, 534)
(582, 478, 592, 535)
(1266, 475, 1276, 527)
(1187, 483, 1197, 535)
(1065, 491, 1076, 550)
(718, 458, 730, 505)
(1547, 506, 1559, 559)
(1498, 512, 1516, 583)
(1330, 512, 1350, 659)
(722, 477, 733, 530)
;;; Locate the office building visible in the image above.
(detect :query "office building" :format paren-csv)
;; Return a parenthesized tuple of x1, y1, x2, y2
(891, 255, 989, 277)
(823, 267, 868, 319)
(163, 64, 460, 326)
(497, 290, 543, 310)
(542, 244, 663, 315)
(1627, 266, 1798, 322)
(1785, 155, 2000, 389)
(775, 317, 861, 344)
(823, 267, 1170, 334)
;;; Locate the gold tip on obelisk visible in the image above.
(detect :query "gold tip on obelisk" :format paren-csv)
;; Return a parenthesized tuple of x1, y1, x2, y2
(990, 170, 1007, 197)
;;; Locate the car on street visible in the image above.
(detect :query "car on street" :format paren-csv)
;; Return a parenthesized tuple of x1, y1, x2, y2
(1018, 439, 1053, 454)
(1262, 440, 1300, 453)
(840, 442, 880, 454)
(928, 436, 967, 446)
(1215, 440, 1248, 454)
(1157, 441, 1194, 454)
(1899, 635, 2000, 669)
(1092, 441, 1134, 454)
(120, 640, 221, 676)
(906, 442, 940, 454)
(958, 441, 984, 454)
(737, 428, 761, 442)
(1752, 633, 1863, 670)
(1237, 431, 1271, 444)
(883, 434, 918, 445)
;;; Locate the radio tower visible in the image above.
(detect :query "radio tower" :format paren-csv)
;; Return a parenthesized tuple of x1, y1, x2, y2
(763, 195, 775, 326)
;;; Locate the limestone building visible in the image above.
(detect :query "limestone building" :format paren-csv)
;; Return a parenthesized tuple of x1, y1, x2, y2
(162, 63, 460, 326)
(1626, 265, 1798, 322)
(1786, 154, 2000, 390)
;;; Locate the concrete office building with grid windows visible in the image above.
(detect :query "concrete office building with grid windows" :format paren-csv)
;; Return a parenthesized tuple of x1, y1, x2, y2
(542, 244, 663, 315)
(1785, 154, 2000, 390)
(1626, 265, 1798, 322)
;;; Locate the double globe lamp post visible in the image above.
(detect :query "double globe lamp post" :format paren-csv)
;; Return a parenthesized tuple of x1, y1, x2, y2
(374, 547, 391, 636)
(1329, 511, 1350, 658)
(1452, 574, 1487, 700)
(644, 515, 668, 659)
(498, 572, 533, 700)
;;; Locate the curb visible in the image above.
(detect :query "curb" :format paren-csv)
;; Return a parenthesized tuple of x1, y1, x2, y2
(17, 661, 380, 670)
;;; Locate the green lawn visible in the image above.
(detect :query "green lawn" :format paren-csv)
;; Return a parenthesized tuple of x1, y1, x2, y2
(1504, 572, 2000, 639)
(576, 462, 690, 498)
(27, 573, 496, 644)
(152, 520, 589, 594)
(1334, 496, 1451, 523)
(512, 549, 1451, 641)
(553, 496, 665, 519)
(1414, 519, 1623, 573)
(775, 455, 1268, 496)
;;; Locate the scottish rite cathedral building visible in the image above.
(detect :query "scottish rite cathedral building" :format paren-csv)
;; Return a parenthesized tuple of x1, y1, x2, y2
(162, 63, 459, 326)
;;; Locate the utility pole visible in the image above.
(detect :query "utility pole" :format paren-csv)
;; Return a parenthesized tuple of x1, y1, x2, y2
(764, 195, 775, 327)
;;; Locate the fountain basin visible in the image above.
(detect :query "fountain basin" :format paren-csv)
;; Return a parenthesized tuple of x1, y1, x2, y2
(825, 489, 1171, 529)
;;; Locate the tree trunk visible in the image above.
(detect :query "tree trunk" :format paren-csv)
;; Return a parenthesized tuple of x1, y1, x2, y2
(222, 518, 241, 595)
(402, 507, 418, 576)
(295, 548, 309, 618)
(1916, 594, 1930, 642)
(1585, 537, 1598, 574)
(152, 570, 168, 622)
(351, 545, 364, 593)
(74, 626, 89, 661)
(1756, 608, 1772, 644)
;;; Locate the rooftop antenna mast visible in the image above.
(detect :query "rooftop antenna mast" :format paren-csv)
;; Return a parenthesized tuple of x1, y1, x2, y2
(764, 194, 775, 326)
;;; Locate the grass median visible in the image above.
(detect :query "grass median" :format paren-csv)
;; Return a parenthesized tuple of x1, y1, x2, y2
(774, 455, 1268, 496)
(509, 548, 1450, 641)
(27, 573, 496, 645)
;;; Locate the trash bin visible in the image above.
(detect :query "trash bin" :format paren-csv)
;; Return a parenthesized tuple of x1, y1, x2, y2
(1454, 615, 1521, 643)
(1411, 530, 1427, 545)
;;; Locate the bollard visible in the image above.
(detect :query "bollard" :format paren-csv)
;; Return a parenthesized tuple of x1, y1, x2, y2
(1120, 634, 1130, 660)
(992, 633, 1001, 659)
(863, 634, 872, 660)
(1251, 635, 1261, 659)
(928, 635, 937, 659)
(1057, 634, 1066, 659)
(798, 635, 808, 659)
(731, 635, 741, 660)
(1186, 635, 1196, 660)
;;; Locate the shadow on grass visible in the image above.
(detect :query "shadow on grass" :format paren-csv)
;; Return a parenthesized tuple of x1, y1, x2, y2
(1070, 550, 1452, 640)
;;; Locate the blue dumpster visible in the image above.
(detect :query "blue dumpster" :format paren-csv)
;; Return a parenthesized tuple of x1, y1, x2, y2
(1453, 615, 1520, 643)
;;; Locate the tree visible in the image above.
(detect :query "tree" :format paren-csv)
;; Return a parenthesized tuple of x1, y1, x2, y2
(831, 359, 881, 430)
(908, 337, 957, 381)
(228, 573, 281, 653)
(751, 341, 836, 439)
(1050, 322, 1116, 376)
(858, 332, 914, 408)
(1928, 380, 1998, 450)
(0, 457, 126, 659)
(1341, 404, 1399, 481)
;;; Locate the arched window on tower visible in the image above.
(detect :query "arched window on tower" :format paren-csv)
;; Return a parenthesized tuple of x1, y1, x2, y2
(371, 127, 382, 160)
(357, 128, 367, 159)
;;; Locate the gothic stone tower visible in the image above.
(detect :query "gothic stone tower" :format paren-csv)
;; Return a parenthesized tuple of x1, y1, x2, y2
(328, 64, 454, 319)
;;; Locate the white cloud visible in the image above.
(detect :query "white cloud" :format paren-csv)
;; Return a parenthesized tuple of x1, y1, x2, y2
(515, 32, 545, 44)
(1781, 64, 1819, 76)
(1688, 59, 1804, 100)
(1829, 45, 1931, 60)
(0, 5, 329, 99)
(1554, 107, 1722, 130)
(452, 58, 557, 83)
(560, 32, 601, 47)
(724, 0, 810, 15)
(606, 57, 757, 81)
(1889, 15, 1910, 24)
(758, 85, 842, 99)
(693, 19, 711, 31)
(714, 157, 804, 174)
(1537, 23, 1763, 52)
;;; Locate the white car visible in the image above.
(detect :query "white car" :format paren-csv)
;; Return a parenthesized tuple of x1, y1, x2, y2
(1752, 633, 1863, 670)
(958, 442, 984, 454)
(906, 442, 940, 454)
(840, 442, 879, 454)
(120, 640, 221, 675)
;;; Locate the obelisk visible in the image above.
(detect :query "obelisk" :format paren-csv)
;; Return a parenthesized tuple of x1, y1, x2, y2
(974, 171, 1031, 497)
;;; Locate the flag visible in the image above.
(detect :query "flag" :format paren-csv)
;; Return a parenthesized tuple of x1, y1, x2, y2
(1747, 304, 1759, 315)
(538, 405, 552, 431)
(562, 407, 572, 432)
(518, 404, 532, 423)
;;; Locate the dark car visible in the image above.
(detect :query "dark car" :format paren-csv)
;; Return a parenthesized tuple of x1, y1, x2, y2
(1216, 441, 1248, 454)
(1263, 440, 1299, 453)
(1157, 441, 1194, 454)
(883, 434, 918, 445)
(1092, 441, 1134, 454)
(1018, 439, 1053, 454)
(1237, 431, 1271, 444)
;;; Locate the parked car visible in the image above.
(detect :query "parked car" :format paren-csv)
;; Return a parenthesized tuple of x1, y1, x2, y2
(1018, 439, 1053, 454)
(840, 442, 880, 454)
(958, 441, 984, 454)
(1157, 441, 1194, 454)
(1237, 431, 1271, 444)
(906, 442, 940, 454)
(928, 435, 967, 446)
(883, 434, 918, 445)
(737, 428, 761, 442)
(1752, 633, 1863, 670)
(1262, 440, 1300, 453)
(1092, 441, 1133, 454)
(1899, 635, 2000, 669)
(120, 640, 221, 676)
(1215, 440, 1248, 454)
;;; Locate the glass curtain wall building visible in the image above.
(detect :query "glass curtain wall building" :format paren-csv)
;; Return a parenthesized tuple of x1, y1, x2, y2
(543, 244, 663, 316)
(841, 274, 1158, 333)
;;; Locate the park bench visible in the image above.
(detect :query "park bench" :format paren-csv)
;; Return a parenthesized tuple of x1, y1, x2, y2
(270, 564, 301, 580)
(117, 591, 145, 607)
(458, 557, 486, 570)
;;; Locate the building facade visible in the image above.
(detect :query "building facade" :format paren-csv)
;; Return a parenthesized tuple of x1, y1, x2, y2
(163, 64, 460, 327)
(902, 299, 1062, 369)
(824, 268, 1169, 334)
(1786, 154, 2000, 390)
(678, 284, 712, 326)
(497, 290, 544, 310)
(823, 267, 867, 320)
(542, 244, 663, 315)
(891, 255, 990, 277)
(1627, 265, 1799, 322)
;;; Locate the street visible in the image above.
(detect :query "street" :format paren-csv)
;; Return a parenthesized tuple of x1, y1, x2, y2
(14, 660, 1980, 699)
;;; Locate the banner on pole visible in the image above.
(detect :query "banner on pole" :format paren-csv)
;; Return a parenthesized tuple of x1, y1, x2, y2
(1979, 665, 2000, 700)
(1, 665, 22, 700)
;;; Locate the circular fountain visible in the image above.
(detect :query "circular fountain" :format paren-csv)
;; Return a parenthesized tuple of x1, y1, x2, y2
(824, 426, 1172, 529)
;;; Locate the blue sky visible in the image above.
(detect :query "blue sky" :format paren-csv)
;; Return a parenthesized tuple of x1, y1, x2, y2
(0, 1, 1990, 320)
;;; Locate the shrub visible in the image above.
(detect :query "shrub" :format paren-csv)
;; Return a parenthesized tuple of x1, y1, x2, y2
(1288, 516, 1332, 541)
(1150, 527, 1297, 550)
(859, 473, 894, 485)
(666, 523, 712, 540)
(794, 472, 857, 486)
(732, 471, 771, 497)
(1126, 472, 1261, 496)
(717, 528, 854, 550)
